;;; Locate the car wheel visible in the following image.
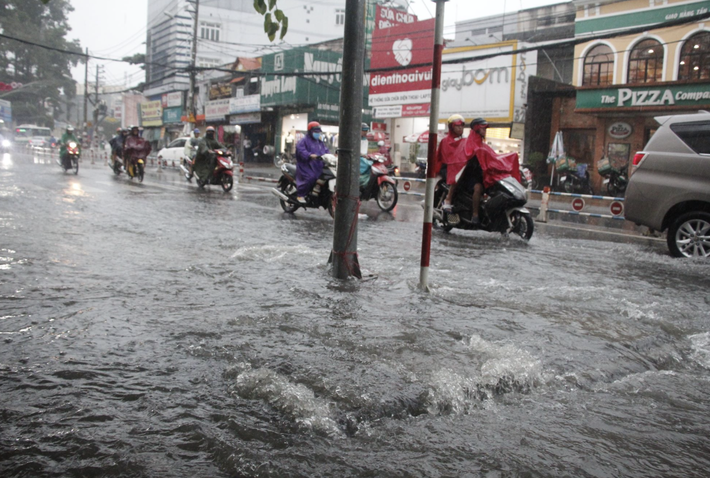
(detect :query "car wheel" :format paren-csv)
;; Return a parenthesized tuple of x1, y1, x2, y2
(667, 211, 710, 258)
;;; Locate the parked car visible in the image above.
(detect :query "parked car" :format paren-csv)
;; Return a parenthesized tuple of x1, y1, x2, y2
(625, 112, 710, 258)
(157, 137, 189, 164)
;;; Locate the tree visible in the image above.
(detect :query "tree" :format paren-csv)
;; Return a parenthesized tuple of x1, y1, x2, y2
(0, 0, 82, 126)
(252, 0, 288, 41)
(122, 53, 146, 71)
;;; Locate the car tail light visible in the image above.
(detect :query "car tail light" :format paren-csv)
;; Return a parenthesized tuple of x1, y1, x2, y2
(630, 152, 647, 176)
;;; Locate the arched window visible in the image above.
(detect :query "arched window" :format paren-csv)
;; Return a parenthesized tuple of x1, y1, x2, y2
(583, 44, 614, 86)
(628, 39, 663, 83)
(678, 32, 710, 80)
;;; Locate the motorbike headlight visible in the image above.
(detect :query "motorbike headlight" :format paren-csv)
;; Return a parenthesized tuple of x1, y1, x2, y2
(1, 140, 10, 148)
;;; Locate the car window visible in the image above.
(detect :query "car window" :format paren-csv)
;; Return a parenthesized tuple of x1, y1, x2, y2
(168, 139, 186, 148)
(670, 121, 710, 154)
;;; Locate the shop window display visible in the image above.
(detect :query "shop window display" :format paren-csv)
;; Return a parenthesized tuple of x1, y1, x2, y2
(678, 31, 710, 81)
(628, 39, 663, 84)
(582, 44, 614, 86)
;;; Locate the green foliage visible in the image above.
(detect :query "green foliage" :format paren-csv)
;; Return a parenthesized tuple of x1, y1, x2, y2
(253, 0, 288, 41)
(122, 53, 146, 70)
(0, 0, 82, 125)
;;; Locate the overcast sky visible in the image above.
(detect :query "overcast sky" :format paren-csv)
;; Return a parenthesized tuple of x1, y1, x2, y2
(67, 0, 567, 88)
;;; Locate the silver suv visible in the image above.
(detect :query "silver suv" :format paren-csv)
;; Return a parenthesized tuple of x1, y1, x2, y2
(625, 112, 710, 258)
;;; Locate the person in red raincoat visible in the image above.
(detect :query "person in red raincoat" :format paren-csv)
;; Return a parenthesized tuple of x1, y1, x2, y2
(463, 119, 521, 189)
(435, 114, 467, 208)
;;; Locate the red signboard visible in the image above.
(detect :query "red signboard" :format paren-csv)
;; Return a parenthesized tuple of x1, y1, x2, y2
(375, 5, 417, 31)
(371, 122, 387, 132)
(572, 198, 585, 212)
(402, 104, 430, 117)
(369, 19, 435, 106)
(403, 181, 411, 191)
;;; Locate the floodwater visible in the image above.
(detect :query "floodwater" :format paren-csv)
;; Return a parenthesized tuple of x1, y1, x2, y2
(1, 152, 709, 477)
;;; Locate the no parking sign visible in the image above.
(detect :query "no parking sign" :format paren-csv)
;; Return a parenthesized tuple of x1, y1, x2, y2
(610, 201, 624, 216)
(572, 198, 585, 211)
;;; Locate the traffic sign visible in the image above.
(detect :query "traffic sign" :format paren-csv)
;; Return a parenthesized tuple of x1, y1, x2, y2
(610, 201, 624, 216)
(572, 197, 585, 211)
(403, 181, 411, 191)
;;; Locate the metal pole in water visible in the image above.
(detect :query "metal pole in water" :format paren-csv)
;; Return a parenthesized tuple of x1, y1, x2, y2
(419, 0, 447, 291)
(331, 0, 366, 280)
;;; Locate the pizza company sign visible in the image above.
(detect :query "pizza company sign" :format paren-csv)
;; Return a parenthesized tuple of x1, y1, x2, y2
(577, 84, 710, 110)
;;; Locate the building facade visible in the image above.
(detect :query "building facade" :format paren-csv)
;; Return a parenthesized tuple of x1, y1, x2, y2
(551, 0, 710, 190)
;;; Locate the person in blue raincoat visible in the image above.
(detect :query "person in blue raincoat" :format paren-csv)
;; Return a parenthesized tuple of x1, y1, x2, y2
(295, 121, 329, 203)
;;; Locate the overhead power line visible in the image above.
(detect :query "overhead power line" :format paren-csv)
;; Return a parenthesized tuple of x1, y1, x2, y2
(3, 5, 710, 86)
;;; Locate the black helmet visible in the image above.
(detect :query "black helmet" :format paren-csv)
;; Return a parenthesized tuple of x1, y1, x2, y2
(470, 118, 488, 127)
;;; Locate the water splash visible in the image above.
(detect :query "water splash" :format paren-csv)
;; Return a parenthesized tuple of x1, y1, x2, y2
(230, 365, 342, 437)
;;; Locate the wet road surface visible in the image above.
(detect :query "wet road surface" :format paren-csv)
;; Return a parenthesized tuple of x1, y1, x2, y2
(1, 152, 709, 477)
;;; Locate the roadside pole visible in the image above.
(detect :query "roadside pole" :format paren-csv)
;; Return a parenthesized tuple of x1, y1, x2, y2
(186, 0, 200, 133)
(83, 48, 88, 133)
(331, 0, 366, 280)
(419, 0, 447, 291)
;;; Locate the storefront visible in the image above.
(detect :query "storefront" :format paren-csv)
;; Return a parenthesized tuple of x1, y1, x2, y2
(571, 82, 710, 189)
(372, 40, 535, 171)
(260, 46, 372, 158)
(554, 0, 710, 191)
(139, 99, 163, 152)
(161, 91, 185, 145)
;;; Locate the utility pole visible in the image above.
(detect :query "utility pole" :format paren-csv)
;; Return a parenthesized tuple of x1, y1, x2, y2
(186, 0, 200, 132)
(93, 64, 100, 144)
(419, 0, 448, 291)
(331, 0, 366, 280)
(83, 48, 88, 131)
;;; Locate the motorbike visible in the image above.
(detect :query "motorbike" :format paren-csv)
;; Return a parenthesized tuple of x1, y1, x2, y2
(356, 154, 399, 212)
(600, 166, 628, 197)
(182, 149, 234, 192)
(57, 141, 80, 175)
(414, 158, 427, 178)
(271, 154, 337, 217)
(122, 155, 145, 182)
(559, 163, 593, 195)
(432, 162, 534, 240)
(519, 165, 535, 190)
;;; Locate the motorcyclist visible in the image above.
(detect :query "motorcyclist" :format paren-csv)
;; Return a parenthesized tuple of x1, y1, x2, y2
(123, 125, 152, 175)
(183, 128, 201, 181)
(295, 121, 329, 203)
(108, 127, 126, 167)
(455, 118, 488, 225)
(194, 126, 225, 185)
(436, 115, 469, 210)
(360, 122, 370, 156)
(59, 126, 80, 167)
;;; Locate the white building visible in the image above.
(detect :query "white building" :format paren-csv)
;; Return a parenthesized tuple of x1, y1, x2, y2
(144, 0, 407, 98)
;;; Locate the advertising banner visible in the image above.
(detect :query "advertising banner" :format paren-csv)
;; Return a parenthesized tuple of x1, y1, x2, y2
(161, 92, 182, 108)
(140, 100, 163, 127)
(374, 5, 417, 30)
(230, 112, 261, 125)
(439, 43, 536, 122)
(162, 107, 182, 124)
(369, 19, 435, 106)
(205, 99, 230, 122)
(229, 95, 261, 114)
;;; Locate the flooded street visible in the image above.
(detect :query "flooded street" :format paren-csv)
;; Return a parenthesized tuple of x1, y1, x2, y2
(1, 152, 709, 477)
